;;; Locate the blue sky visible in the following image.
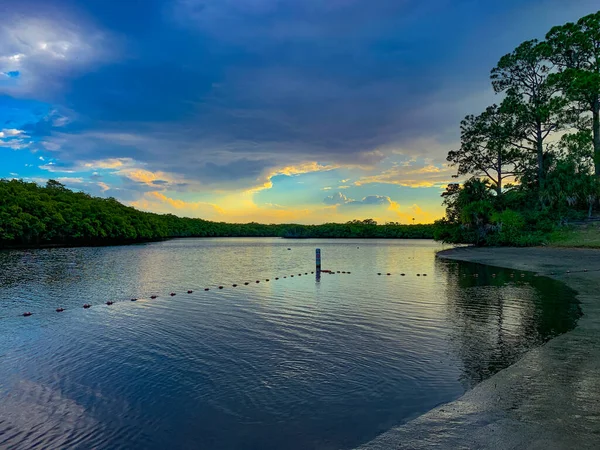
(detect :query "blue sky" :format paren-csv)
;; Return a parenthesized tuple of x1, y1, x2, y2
(1, 0, 598, 223)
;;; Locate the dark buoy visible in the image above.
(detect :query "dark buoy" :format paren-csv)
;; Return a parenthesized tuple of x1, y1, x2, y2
(266, 279, 270, 282)
(305, 273, 308, 275)
(416, 274, 421, 277)
(187, 290, 193, 294)
(106, 301, 114, 305)
(347, 271, 351, 274)
(275, 277, 279, 280)
(423, 274, 427, 276)
(283, 276, 287, 278)
(337, 271, 340, 273)
(170, 292, 176, 296)
(83, 304, 92, 309)
(56, 308, 64, 312)
(401, 273, 405, 276)
(287, 248, 291, 250)
(298, 274, 302, 276)
(205, 288, 210, 291)
(150, 295, 158, 299)
(256, 280, 260, 283)
(219, 286, 223, 289)
(131, 298, 138, 302)
(378, 273, 382, 275)
(387, 273, 391, 276)
(244, 282, 249, 285)
(233, 284, 238, 287)
(291, 275, 294, 277)
(311, 271, 314, 274)
(23, 312, 32, 317)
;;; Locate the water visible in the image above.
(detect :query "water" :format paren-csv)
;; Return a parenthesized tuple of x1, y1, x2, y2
(0, 239, 580, 449)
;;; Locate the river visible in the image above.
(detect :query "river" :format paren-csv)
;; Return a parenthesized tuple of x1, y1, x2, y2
(0, 238, 580, 449)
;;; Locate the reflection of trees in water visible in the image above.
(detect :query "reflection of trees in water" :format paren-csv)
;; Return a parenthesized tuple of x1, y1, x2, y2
(0, 248, 88, 290)
(438, 260, 581, 389)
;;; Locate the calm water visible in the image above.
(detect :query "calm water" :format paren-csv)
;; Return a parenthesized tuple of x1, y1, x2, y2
(0, 239, 580, 450)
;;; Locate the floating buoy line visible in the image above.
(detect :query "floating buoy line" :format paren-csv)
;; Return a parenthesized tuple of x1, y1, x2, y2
(16, 269, 446, 318)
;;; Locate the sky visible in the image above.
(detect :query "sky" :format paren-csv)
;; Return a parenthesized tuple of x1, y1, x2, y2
(1, 0, 598, 224)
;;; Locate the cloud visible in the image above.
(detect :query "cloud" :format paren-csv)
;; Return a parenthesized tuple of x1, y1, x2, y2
(324, 192, 351, 205)
(0, 15, 115, 96)
(355, 160, 457, 187)
(0, 128, 24, 137)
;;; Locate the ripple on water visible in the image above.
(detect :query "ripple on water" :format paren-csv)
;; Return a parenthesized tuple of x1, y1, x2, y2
(0, 239, 580, 450)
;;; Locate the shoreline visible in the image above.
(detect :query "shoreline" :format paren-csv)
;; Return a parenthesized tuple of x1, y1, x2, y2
(357, 246, 600, 450)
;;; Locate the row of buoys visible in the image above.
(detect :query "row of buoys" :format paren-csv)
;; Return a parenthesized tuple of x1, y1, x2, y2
(377, 273, 424, 276)
(20, 270, 339, 317)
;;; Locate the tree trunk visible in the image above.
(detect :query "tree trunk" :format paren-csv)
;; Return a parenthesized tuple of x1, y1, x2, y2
(497, 150, 502, 196)
(593, 98, 600, 178)
(536, 124, 544, 189)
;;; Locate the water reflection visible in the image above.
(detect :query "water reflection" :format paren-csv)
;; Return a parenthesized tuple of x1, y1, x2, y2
(440, 260, 581, 388)
(0, 240, 582, 450)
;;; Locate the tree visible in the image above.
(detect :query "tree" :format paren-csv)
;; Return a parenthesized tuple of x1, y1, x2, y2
(448, 104, 523, 196)
(545, 12, 600, 177)
(491, 40, 567, 188)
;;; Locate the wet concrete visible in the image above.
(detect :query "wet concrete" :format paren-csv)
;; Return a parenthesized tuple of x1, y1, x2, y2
(356, 247, 600, 450)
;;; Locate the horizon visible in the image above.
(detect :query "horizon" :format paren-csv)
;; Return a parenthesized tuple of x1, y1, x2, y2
(1, 0, 598, 225)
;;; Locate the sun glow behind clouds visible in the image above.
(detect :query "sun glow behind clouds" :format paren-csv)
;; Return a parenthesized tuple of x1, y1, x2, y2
(1, 0, 595, 224)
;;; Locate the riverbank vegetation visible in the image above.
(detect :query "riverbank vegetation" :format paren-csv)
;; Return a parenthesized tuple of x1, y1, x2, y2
(436, 11, 600, 246)
(0, 179, 434, 248)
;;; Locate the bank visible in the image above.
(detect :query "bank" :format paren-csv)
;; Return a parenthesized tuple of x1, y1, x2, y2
(357, 246, 600, 450)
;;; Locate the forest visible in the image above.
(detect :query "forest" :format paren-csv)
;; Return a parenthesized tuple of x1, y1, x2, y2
(0, 179, 434, 248)
(435, 11, 600, 246)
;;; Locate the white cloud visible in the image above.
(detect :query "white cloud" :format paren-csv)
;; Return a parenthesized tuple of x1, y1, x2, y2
(0, 17, 116, 95)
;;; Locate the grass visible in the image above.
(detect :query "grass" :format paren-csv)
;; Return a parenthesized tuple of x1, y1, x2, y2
(549, 222, 600, 248)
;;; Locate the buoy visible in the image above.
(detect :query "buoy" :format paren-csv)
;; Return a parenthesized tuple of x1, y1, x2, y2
(56, 308, 64, 312)
(287, 248, 291, 250)
(423, 274, 427, 277)
(291, 275, 294, 277)
(131, 298, 137, 302)
(266, 279, 270, 281)
(387, 273, 391, 276)
(205, 288, 210, 291)
(83, 304, 91, 309)
(283, 276, 287, 278)
(187, 290, 193, 294)
(256, 280, 260, 283)
(150, 295, 158, 299)
(275, 277, 279, 280)
(219, 286, 223, 289)
(233, 284, 238, 287)
(342, 271, 346, 274)
(170, 293, 176, 296)
(584, 269, 588, 272)
(400, 273, 405, 276)
(567, 270, 571, 274)
(378, 273, 382, 275)
(416, 274, 420, 276)
(347, 271, 351, 274)
(23, 312, 32, 317)
(337, 271, 340, 273)
(106, 301, 114, 305)
(244, 282, 250, 285)
(305, 273, 308, 275)
(311, 271, 314, 274)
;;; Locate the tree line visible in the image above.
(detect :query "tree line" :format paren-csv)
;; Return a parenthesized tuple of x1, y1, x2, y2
(0, 179, 434, 248)
(436, 11, 600, 245)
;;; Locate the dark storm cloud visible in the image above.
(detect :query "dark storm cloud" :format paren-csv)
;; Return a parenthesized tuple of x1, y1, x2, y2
(3, 0, 599, 190)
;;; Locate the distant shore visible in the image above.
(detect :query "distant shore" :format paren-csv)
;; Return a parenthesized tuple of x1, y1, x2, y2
(357, 246, 600, 450)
